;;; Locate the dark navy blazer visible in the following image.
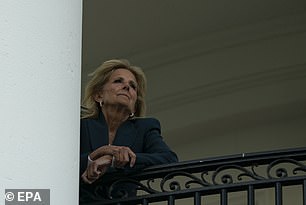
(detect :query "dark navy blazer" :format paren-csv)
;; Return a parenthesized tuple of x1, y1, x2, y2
(80, 112, 178, 175)
(79, 112, 178, 202)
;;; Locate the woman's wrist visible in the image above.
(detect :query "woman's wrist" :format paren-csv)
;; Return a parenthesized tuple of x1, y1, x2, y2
(91, 144, 117, 162)
(89, 152, 96, 161)
(88, 155, 94, 163)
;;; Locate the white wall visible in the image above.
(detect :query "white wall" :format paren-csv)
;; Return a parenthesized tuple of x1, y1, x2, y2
(0, 1, 82, 204)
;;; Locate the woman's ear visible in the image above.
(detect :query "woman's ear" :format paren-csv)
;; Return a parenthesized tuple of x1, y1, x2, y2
(94, 92, 103, 103)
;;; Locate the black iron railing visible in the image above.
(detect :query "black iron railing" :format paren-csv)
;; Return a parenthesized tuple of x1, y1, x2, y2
(83, 147, 306, 205)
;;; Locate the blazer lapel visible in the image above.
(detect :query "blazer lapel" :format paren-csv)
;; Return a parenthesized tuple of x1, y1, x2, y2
(88, 112, 109, 150)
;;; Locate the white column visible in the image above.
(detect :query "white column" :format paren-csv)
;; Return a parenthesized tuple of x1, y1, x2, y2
(0, 0, 82, 204)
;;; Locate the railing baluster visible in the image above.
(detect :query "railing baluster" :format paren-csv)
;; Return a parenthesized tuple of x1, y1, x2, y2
(303, 180, 306, 205)
(275, 182, 282, 205)
(168, 195, 175, 205)
(247, 185, 255, 205)
(142, 198, 148, 205)
(221, 189, 227, 205)
(194, 192, 201, 205)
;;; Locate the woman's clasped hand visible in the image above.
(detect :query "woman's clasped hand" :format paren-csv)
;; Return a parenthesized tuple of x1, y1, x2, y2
(82, 145, 136, 184)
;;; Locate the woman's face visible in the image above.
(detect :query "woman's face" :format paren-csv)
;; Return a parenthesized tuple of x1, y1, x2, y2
(99, 68, 138, 113)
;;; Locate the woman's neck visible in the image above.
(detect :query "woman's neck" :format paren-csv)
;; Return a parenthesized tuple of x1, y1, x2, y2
(102, 105, 130, 132)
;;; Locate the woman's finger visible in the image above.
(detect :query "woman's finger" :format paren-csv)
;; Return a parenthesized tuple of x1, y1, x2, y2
(128, 150, 136, 167)
(81, 170, 95, 184)
(87, 156, 111, 180)
(112, 146, 136, 168)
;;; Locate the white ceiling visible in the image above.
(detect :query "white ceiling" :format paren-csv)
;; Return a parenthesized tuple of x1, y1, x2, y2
(82, 1, 306, 160)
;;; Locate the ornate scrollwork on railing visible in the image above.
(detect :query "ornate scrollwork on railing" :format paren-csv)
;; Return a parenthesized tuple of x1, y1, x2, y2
(267, 158, 306, 179)
(159, 171, 212, 192)
(105, 156, 306, 199)
(106, 171, 211, 199)
(212, 164, 265, 185)
(107, 178, 159, 199)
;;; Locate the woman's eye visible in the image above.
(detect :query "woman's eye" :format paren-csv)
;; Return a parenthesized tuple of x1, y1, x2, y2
(130, 83, 137, 90)
(113, 78, 123, 83)
(129, 81, 138, 90)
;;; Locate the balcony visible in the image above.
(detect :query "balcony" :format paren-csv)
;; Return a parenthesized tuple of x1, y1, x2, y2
(81, 147, 306, 205)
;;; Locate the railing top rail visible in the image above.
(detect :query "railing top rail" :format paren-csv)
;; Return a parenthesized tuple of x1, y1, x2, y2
(132, 146, 306, 177)
(100, 147, 306, 182)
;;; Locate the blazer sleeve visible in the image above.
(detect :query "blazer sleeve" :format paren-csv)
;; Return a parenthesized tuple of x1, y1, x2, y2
(134, 118, 178, 169)
(80, 119, 91, 175)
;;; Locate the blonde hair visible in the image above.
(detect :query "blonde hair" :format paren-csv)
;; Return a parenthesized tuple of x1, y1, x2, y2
(81, 59, 147, 119)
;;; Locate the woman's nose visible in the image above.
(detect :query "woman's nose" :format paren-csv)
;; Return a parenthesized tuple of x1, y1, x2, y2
(122, 82, 130, 90)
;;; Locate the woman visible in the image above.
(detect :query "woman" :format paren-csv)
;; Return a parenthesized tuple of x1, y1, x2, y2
(80, 59, 178, 201)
